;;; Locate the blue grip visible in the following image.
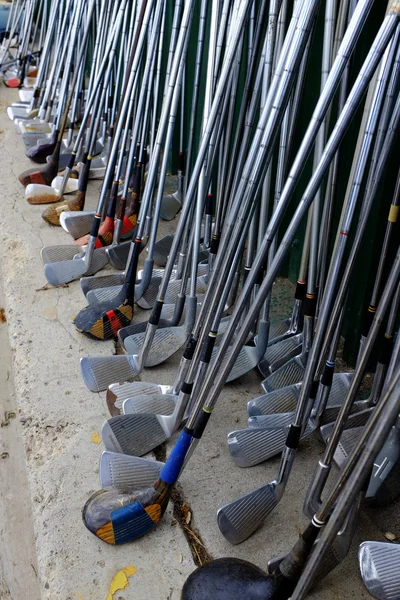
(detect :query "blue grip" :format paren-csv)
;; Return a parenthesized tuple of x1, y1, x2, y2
(160, 430, 193, 484)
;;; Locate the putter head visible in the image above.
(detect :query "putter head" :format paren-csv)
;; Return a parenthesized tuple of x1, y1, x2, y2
(101, 413, 171, 456)
(80, 354, 141, 392)
(122, 393, 176, 415)
(217, 482, 282, 544)
(262, 356, 305, 392)
(247, 384, 302, 417)
(258, 334, 303, 378)
(60, 211, 95, 238)
(99, 451, 163, 488)
(228, 414, 313, 467)
(106, 381, 173, 416)
(359, 541, 400, 600)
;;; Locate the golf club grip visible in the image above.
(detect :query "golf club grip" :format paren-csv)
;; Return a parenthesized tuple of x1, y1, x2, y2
(193, 409, 211, 439)
(160, 430, 192, 485)
(89, 214, 102, 238)
(321, 362, 335, 387)
(183, 336, 197, 360)
(78, 160, 90, 193)
(201, 333, 217, 363)
(210, 234, 219, 255)
(277, 521, 321, 581)
(178, 151, 184, 172)
(149, 300, 163, 325)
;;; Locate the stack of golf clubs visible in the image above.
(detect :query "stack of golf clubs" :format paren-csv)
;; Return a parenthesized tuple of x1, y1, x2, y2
(4, 0, 400, 598)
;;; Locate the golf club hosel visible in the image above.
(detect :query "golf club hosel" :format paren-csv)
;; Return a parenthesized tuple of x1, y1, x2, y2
(137, 257, 154, 298)
(172, 356, 193, 396)
(277, 447, 298, 493)
(369, 359, 389, 406)
(303, 459, 330, 518)
(139, 323, 159, 370)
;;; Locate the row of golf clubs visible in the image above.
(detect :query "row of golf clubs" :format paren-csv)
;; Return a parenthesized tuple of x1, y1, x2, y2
(7, 0, 400, 598)
(0, 0, 46, 87)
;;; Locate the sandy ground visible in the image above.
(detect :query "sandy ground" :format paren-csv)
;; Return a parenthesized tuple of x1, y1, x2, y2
(0, 85, 393, 600)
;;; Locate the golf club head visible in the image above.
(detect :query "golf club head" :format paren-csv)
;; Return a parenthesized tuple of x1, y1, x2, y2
(257, 334, 303, 378)
(267, 318, 292, 345)
(137, 275, 208, 311)
(51, 175, 78, 194)
(80, 354, 141, 392)
(99, 451, 163, 488)
(60, 211, 95, 238)
(25, 183, 61, 204)
(117, 304, 179, 343)
(211, 344, 264, 384)
(217, 481, 282, 545)
(159, 191, 182, 221)
(228, 414, 314, 467)
(44, 256, 87, 285)
(359, 541, 400, 600)
(153, 233, 174, 266)
(106, 381, 173, 416)
(366, 426, 400, 505)
(101, 413, 172, 456)
(106, 240, 131, 270)
(73, 289, 133, 341)
(123, 325, 189, 367)
(122, 393, 177, 415)
(81, 272, 125, 295)
(181, 558, 276, 600)
(247, 384, 302, 417)
(41, 244, 83, 264)
(321, 408, 373, 447)
(262, 356, 306, 392)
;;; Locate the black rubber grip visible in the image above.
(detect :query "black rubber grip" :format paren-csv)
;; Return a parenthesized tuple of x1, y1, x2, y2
(90, 215, 101, 238)
(67, 152, 76, 171)
(193, 410, 211, 439)
(379, 335, 393, 366)
(181, 381, 193, 395)
(362, 306, 376, 337)
(210, 235, 220, 255)
(295, 281, 306, 300)
(286, 424, 302, 449)
(303, 294, 316, 317)
(310, 379, 319, 399)
(201, 334, 217, 363)
(183, 336, 197, 360)
(149, 299, 163, 325)
(302, 521, 320, 545)
(321, 363, 334, 387)
(205, 193, 213, 216)
(178, 151, 184, 172)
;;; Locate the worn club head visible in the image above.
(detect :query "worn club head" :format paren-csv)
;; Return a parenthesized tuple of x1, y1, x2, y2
(262, 356, 306, 392)
(19, 162, 59, 187)
(122, 393, 177, 416)
(81, 272, 125, 296)
(101, 411, 175, 457)
(73, 286, 133, 341)
(44, 249, 109, 285)
(83, 483, 170, 544)
(99, 451, 164, 489)
(247, 384, 302, 417)
(217, 482, 282, 545)
(80, 354, 141, 392)
(25, 183, 61, 204)
(51, 175, 79, 194)
(228, 414, 314, 467)
(321, 408, 373, 447)
(106, 240, 132, 270)
(211, 343, 265, 384)
(153, 233, 174, 266)
(359, 541, 400, 600)
(182, 558, 276, 599)
(366, 426, 400, 506)
(160, 191, 182, 221)
(117, 304, 179, 343)
(106, 381, 173, 416)
(60, 211, 95, 238)
(258, 334, 303, 378)
(26, 137, 57, 163)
